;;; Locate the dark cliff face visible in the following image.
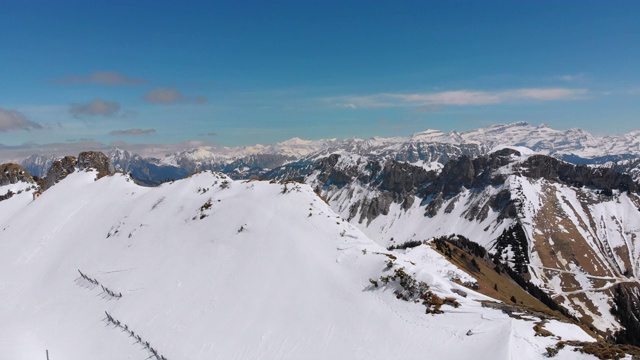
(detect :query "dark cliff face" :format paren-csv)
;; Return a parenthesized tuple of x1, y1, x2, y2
(520, 155, 639, 194)
(43, 156, 77, 190)
(421, 149, 521, 219)
(422, 150, 640, 219)
(314, 154, 435, 193)
(312, 154, 436, 224)
(0, 163, 35, 186)
(422, 148, 520, 200)
(219, 154, 297, 179)
(313, 149, 640, 225)
(313, 154, 357, 188)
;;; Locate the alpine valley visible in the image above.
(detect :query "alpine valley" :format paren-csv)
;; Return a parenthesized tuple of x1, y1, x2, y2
(3, 121, 640, 359)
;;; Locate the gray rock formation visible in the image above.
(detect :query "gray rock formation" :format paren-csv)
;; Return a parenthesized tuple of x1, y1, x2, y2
(0, 163, 34, 186)
(43, 156, 77, 190)
(77, 151, 113, 179)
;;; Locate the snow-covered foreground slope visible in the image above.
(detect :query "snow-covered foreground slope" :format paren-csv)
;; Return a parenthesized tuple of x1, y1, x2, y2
(0, 170, 595, 359)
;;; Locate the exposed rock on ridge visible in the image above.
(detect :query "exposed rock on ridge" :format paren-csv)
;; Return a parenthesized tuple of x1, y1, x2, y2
(43, 151, 115, 190)
(520, 155, 639, 194)
(312, 154, 435, 224)
(0, 163, 34, 186)
(43, 156, 77, 190)
(77, 151, 113, 179)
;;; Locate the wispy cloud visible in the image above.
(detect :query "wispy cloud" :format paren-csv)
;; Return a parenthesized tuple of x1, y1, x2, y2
(70, 99, 120, 118)
(0, 139, 217, 164)
(330, 88, 587, 108)
(0, 140, 108, 163)
(143, 88, 207, 105)
(0, 108, 43, 131)
(556, 74, 586, 83)
(58, 71, 146, 86)
(109, 129, 156, 136)
(511, 88, 586, 101)
(197, 132, 218, 137)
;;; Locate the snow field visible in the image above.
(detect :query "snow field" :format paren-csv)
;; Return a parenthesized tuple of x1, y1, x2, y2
(1, 171, 595, 359)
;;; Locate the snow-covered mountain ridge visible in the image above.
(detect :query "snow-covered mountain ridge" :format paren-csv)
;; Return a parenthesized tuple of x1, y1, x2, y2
(308, 147, 640, 336)
(155, 121, 640, 168)
(0, 166, 601, 359)
(19, 122, 640, 184)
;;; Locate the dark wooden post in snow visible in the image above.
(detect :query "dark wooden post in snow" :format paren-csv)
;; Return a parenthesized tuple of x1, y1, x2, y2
(46, 349, 50, 360)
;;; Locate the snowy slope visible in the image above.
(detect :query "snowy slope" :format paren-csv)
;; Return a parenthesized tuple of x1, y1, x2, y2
(310, 148, 640, 334)
(0, 170, 594, 360)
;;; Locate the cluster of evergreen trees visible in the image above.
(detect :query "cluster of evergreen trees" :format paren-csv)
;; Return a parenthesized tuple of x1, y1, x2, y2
(432, 234, 574, 320)
(387, 240, 423, 251)
(500, 264, 576, 320)
(610, 284, 640, 346)
(433, 234, 487, 259)
(495, 224, 529, 274)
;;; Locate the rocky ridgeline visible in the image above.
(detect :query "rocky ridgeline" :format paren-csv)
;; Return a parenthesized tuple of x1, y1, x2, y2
(42, 151, 114, 190)
(520, 155, 639, 194)
(76, 151, 112, 179)
(0, 163, 35, 186)
(0, 163, 36, 202)
(0, 151, 116, 191)
(310, 148, 640, 225)
(43, 156, 77, 190)
(311, 154, 435, 224)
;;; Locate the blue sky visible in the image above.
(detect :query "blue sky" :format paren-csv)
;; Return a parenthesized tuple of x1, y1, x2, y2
(1, 0, 639, 159)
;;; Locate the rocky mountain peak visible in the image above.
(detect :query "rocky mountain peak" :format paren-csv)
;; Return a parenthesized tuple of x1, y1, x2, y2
(43, 156, 77, 190)
(0, 163, 34, 186)
(77, 151, 113, 179)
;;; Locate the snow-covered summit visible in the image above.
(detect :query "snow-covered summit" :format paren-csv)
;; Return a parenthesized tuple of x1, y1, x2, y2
(0, 170, 596, 359)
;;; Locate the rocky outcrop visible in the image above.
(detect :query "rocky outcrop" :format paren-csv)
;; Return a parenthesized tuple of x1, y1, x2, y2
(311, 154, 436, 224)
(422, 150, 640, 219)
(43, 156, 77, 190)
(422, 149, 521, 218)
(422, 148, 519, 200)
(520, 155, 639, 194)
(313, 154, 360, 188)
(219, 154, 297, 180)
(42, 152, 114, 190)
(0, 163, 34, 186)
(610, 158, 640, 184)
(77, 151, 113, 179)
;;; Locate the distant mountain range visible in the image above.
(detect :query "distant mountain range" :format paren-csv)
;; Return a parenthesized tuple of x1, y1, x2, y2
(18, 122, 640, 185)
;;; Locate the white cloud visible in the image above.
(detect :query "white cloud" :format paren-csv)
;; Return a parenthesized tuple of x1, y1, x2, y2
(0, 108, 43, 131)
(109, 129, 156, 136)
(70, 99, 121, 118)
(556, 74, 586, 82)
(143, 88, 207, 105)
(512, 88, 586, 101)
(0, 139, 218, 164)
(331, 88, 587, 108)
(59, 71, 146, 85)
